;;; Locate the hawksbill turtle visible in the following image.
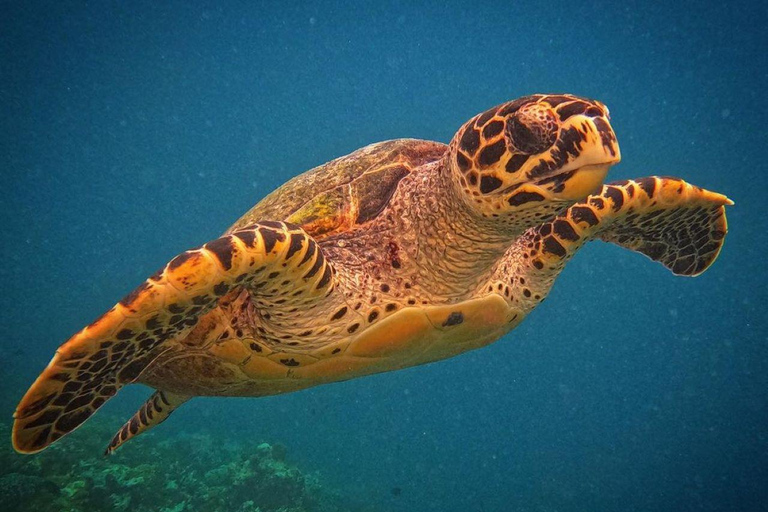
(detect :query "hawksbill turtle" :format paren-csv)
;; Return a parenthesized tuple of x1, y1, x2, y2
(13, 94, 731, 455)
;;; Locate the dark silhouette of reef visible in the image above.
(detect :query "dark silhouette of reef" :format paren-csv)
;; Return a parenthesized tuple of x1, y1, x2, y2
(0, 418, 374, 512)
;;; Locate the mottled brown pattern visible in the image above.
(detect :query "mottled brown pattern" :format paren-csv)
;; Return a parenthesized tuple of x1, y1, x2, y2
(14, 95, 731, 456)
(13, 221, 338, 453)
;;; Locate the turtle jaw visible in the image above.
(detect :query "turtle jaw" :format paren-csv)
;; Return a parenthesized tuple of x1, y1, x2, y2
(544, 161, 617, 202)
(535, 132, 622, 203)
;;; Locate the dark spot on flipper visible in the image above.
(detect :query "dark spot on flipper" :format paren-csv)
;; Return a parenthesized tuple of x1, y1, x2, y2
(643, 243, 666, 260)
(280, 358, 300, 367)
(603, 186, 624, 211)
(30, 427, 52, 450)
(332, 348, 341, 354)
(637, 177, 656, 198)
(316, 265, 333, 289)
(145, 315, 161, 330)
(542, 237, 567, 257)
(23, 409, 61, 429)
(116, 329, 134, 340)
(259, 228, 284, 253)
(589, 197, 606, 210)
(167, 303, 185, 314)
(118, 358, 148, 382)
(553, 220, 579, 241)
(570, 206, 599, 227)
(18, 393, 57, 418)
(442, 312, 464, 327)
(64, 394, 93, 413)
(62, 381, 83, 393)
(205, 236, 235, 270)
(303, 253, 325, 279)
(55, 408, 92, 434)
(285, 233, 304, 260)
(234, 229, 257, 248)
(672, 255, 696, 275)
(167, 251, 196, 272)
(213, 282, 230, 296)
(298, 239, 317, 266)
(347, 323, 360, 333)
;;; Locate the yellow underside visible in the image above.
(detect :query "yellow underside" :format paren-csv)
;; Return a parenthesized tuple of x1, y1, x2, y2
(143, 293, 522, 397)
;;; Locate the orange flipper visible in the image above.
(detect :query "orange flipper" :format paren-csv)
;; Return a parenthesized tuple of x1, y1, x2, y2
(13, 221, 332, 453)
(532, 176, 732, 276)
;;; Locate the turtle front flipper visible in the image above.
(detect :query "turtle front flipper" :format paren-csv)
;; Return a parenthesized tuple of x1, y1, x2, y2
(13, 221, 333, 453)
(105, 390, 189, 455)
(527, 177, 732, 276)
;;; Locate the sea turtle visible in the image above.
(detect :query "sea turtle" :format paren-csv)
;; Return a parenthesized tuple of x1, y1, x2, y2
(13, 94, 731, 455)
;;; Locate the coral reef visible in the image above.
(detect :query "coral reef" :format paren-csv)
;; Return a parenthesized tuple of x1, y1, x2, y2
(0, 418, 370, 512)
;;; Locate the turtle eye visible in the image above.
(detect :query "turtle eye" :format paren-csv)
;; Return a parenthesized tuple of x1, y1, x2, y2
(505, 103, 558, 155)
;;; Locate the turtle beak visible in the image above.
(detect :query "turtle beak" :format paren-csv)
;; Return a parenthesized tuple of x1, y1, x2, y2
(555, 163, 614, 201)
(538, 114, 621, 201)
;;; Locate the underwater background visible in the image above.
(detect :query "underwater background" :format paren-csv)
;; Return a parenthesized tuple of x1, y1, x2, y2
(1, 1, 766, 511)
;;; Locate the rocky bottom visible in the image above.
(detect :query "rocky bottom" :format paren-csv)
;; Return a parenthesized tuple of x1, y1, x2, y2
(0, 418, 372, 512)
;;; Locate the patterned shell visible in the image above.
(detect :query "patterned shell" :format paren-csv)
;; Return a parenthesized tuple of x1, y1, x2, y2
(226, 139, 447, 239)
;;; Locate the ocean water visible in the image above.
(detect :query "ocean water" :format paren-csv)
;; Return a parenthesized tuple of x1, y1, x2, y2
(1, 1, 766, 511)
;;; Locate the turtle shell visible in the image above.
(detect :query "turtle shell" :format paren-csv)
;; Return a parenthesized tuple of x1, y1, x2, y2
(226, 139, 446, 239)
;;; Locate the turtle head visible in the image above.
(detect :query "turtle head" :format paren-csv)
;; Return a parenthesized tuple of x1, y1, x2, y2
(447, 94, 621, 229)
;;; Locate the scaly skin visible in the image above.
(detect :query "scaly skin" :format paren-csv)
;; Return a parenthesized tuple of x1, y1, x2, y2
(13, 94, 731, 455)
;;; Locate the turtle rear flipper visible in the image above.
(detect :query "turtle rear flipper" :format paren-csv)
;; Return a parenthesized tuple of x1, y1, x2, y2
(529, 176, 732, 275)
(13, 221, 333, 453)
(105, 390, 189, 455)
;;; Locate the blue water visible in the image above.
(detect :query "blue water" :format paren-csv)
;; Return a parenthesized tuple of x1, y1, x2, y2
(2, 1, 766, 511)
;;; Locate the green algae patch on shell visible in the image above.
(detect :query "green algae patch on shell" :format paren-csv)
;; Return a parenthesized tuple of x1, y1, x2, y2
(227, 138, 446, 237)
